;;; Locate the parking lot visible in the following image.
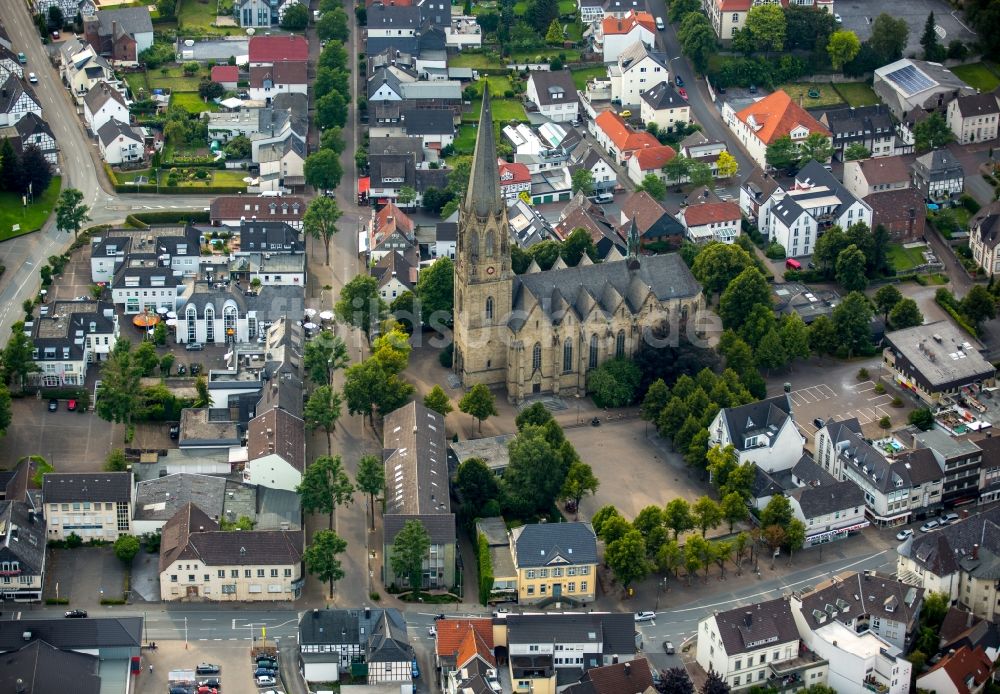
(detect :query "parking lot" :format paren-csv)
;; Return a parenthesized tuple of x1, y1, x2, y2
(836, 0, 977, 56)
(45, 546, 127, 604)
(1, 398, 121, 471)
(137, 640, 267, 694)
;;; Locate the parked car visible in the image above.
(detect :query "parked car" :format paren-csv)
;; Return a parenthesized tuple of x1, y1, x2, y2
(920, 520, 939, 533)
(64, 609, 88, 618)
(186, 342, 204, 351)
(678, 87, 688, 100)
(28, 73, 37, 83)
(197, 687, 218, 694)
(47, 398, 58, 411)
(253, 668, 276, 678)
(813, 418, 825, 429)
(428, 626, 436, 636)
(834, 12, 842, 22)
(255, 659, 277, 670)
(198, 678, 221, 689)
(169, 423, 180, 439)
(674, 75, 684, 87)
(940, 513, 960, 525)
(190, 363, 202, 376)
(255, 676, 276, 687)
(411, 659, 420, 678)
(619, 109, 631, 118)
(51, 31, 60, 40)
(176, 364, 186, 376)
(635, 611, 656, 622)
(663, 640, 675, 654)
(896, 529, 913, 541)
(254, 654, 277, 663)
(67, 399, 77, 411)
(196, 664, 221, 675)
(17, 53, 26, 64)
(655, 16, 664, 30)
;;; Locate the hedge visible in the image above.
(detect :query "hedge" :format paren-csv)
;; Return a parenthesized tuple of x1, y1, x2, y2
(477, 532, 493, 606)
(118, 184, 245, 195)
(129, 210, 210, 225)
(124, 214, 150, 229)
(935, 289, 979, 337)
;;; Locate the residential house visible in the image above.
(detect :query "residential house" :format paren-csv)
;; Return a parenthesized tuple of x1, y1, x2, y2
(368, 202, 417, 261)
(97, 119, 144, 165)
(42, 472, 133, 541)
(256, 136, 306, 191)
(0, 74, 42, 128)
(865, 189, 926, 242)
(474, 518, 517, 602)
(912, 148, 966, 201)
(397, 108, 455, 149)
(248, 34, 309, 68)
(243, 402, 305, 494)
(598, 10, 655, 63)
(678, 131, 731, 179)
(158, 502, 303, 601)
(444, 15, 483, 49)
(503, 613, 638, 693)
(936, 606, 999, 653)
(210, 195, 306, 230)
(507, 197, 553, 248)
(874, 59, 976, 119)
(592, 110, 659, 164)
(368, 68, 407, 102)
(82, 6, 153, 64)
(696, 598, 821, 692)
(207, 106, 267, 142)
(211, 65, 239, 91)
(59, 39, 114, 103)
(619, 190, 683, 248)
(0, 641, 100, 694)
(511, 522, 598, 605)
(756, 161, 872, 259)
(299, 608, 413, 684)
(0, 112, 57, 165)
(708, 394, 805, 473)
(498, 160, 532, 200)
(626, 143, 677, 186)
(526, 70, 579, 123)
(230, 252, 306, 288)
(640, 81, 690, 133)
(843, 155, 912, 199)
(372, 250, 416, 302)
(902, 428, 985, 508)
(0, 44, 22, 83)
(771, 283, 840, 326)
(366, 4, 422, 55)
(678, 199, 741, 244)
(970, 200, 1000, 276)
(947, 93, 1000, 144)
(382, 401, 456, 589)
(88, 234, 132, 280)
(431, 218, 458, 258)
(562, 658, 655, 694)
(568, 145, 617, 193)
(917, 645, 993, 694)
(739, 168, 782, 221)
(882, 321, 995, 405)
(609, 40, 669, 108)
(34, 0, 85, 19)
(111, 255, 184, 314)
(897, 506, 1000, 621)
(29, 300, 119, 387)
(702, 0, 833, 41)
(249, 101, 308, 162)
(551, 193, 626, 256)
(787, 480, 868, 549)
(817, 104, 899, 160)
(433, 618, 496, 692)
(249, 61, 308, 103)
(728, 90, 832, 170)
(0, 498, 45, 601)
(437, 620, 498, 694)
(83, 81, 128, 134)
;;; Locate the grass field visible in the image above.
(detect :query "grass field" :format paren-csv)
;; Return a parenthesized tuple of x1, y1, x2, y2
(148, 65, 207, 92)
(0, 176, 61, 241)
(449, 52, 494, 69)
(454, 124, 478, 154)
(951, 62, 1000, 92)
(176, 0, 221, 31)
(511, 48, 581, 62)
(558, 0, 576, 14)
(571, 66, 606, 90)
(777, 82, 843, 108)
(124, 168, 247, 188)
(124, 72, 149, 97)
(833, 82, 880, 107)
(470, 75, 515, 96)
(887, 243, 929, 272)
(171, 92, 219, 113)
(467, 97, 527, 123)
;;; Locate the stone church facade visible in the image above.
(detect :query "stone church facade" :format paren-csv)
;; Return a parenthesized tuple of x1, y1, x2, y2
(453, 87, 704, 403)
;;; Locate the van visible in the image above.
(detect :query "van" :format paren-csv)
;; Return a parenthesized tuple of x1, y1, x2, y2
(785, 258, 802, 271)
(655, 16, 665, 30)
(589, 192, 614, 204)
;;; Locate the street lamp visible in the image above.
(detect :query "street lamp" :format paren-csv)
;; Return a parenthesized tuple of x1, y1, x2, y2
(655, 577, 668, 610)
(575, 393, 581, 424)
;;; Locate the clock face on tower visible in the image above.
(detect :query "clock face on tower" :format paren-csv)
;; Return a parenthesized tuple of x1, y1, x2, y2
(486, 266, 495, 275)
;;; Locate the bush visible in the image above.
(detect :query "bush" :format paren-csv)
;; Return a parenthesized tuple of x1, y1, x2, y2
(129, 210, 211, 225)
(587, 358, 642, 408)
(765, 241, 786, 260)
(439, 343, 454, 368)
(857, 368, 869, 381)
(65, 532, 83, 549)
(477, 532, 494, 605)
(874, 383, 885, 394)
(45, 597, 70, 605)
(961, 194, 981, 214)
(100, 598, 127, 605)
(369, 591, 381, 601)
(891, 396, 903, 408)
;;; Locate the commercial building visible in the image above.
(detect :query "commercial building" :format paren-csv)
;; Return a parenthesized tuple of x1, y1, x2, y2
(42, 472, 133, 541)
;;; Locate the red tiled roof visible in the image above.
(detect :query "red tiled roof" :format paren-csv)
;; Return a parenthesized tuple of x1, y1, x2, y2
(249, 62, 308, 88)
(434, 619, 494, 658)
(683, 201, 741, 227)
(498, 159, 531, 186)
(633, 144, 677, 171)
(595, 110, 660, 153)
(455, 625, 496, 670)
(209, 196, 306, 222)
(210, 65, 238, 84)
(920, 645, 992, 694)
(372, 202, 415, 247)
(735, 90, 831, 145)
(620, 190, 668, 233)
(249, 35, 309, 64)
(366, 0, 413, 6)
(601, 9, 656, 35)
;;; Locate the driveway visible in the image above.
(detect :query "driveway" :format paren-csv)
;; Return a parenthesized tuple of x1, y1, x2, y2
(45, 546, 126, 606)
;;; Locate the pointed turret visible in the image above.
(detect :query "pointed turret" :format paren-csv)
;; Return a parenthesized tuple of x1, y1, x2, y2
(464, 83, 504, 219)
(627, 214, 640, 259)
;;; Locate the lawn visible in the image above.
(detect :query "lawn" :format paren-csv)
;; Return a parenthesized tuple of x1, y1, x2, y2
(776, 82, 844, 108)
(571, 65, 606, 90)
(449, 52, 494, 69)
(176, 0, 221, 31)
(833, 82, 880, 107)
(557, 0, 576, 14)
(171, 91, 219, 113)
(124, 72, 149, 98)
(513, 0, 527, 15)
(511, 48, 581, 62)
(470, 74, 515, 97)
(952, 62, 1000, 93)
(887, 242, 929, 272)
(148, 65, 208, 92)
(0, 176, 61, 241)
(466, 97, 527, 123)
(454, 123, 478, 154)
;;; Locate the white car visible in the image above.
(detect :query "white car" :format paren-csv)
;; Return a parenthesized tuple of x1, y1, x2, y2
(896, 529, 913, 541)
(920, 520, 939, 533)
(256, 676, 276, 687)
(428, 626, 436, 636)
(28, 72, 37, 83)
(834, 12, 842, 22)
(634, 611, 656, 622)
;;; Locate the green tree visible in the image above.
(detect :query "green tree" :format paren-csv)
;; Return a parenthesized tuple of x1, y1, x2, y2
(690, 242, 756, 296)
(423, 385, 453, 416)
(525, 0, 558, 32)
(561, 227, 598, 266)
(304, 148, 344, 192)
(588, 358, 642, 407)
(668, 0, 700, 23)
(813, 225, 848, 274)
(914, 112, 955, 152)
(391, 518, 431, 590)
(55, 188, 90, 238)
(304, 529, 348, 598)
(766, 135, 800, 171)
(961, 285, 997, 326)
(516, 401, 554, 429)
(198, 79, 224, 100)
(832, 291, 874, 357)
(319, 126, 346, 154)
(909, 408, 936, 431)
(502, 423, 574, 518)
(720, 491, 748, 533)
(678, 14, 717, 72)
(836, 244, 869, 292)
(844, 142, 871, 161)
(827, 29, 862, 70)
(317, 7, 350, 41)
(779, 313, 811, 362)
(571, 168, 595, 195)
(415, 257, 454, 327)
(719, 267, 771, 330)
(715, 151, 739, 179)
(922, 591, 950, 629)
(297, 455, 355, 530)
(888, 298, 923, 330)
(304, 385, 342, 455)
(873, 284, 904, 322)
(304, 330, 350, 386)
(921, 12, 945, 61)
(335, 275, 385, 337)
(96, 341, 142, 434)
(605, 529, 650, 589)
(545, 18, 563, 44)
(459, 383, 498, 433)
(397, 186, 417, 209)
(343, 358, 414, 424)
(799, 132, 834, 164)
(755, 328, 788, 373)
(133, 341, 159, 376)
(105, 448, 128, 472)
(356, 454, 385, 530)
(315, 91, 348, 130)
(786, 518, 806, 560)
(47, 5, 64, 29)
(641, 379, 671, 422)
(664, 154, 691, 183)
(599, 515, 632, 545)
(664, 498, 694, 540)
(760, 494, 793, 528)
(870, 13, 909, 62)
(637, 173, 667, 199)
(303, 196, 342, 266)
(591, 505, 621, 538)
(113, 534, 141, 564)
(746, 3, 786, 52)
(455, 456, 500, 512)
(687, 161, 714, 189)
(371, 327, 412, 375)
(560, 461, 599, 513)
(692, 496, 722, 537)
(194, 376, 210, 408)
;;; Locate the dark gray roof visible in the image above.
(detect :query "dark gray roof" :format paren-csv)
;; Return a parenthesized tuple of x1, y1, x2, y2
(298, 607, 409, 657)
(717, 394, 793, 453)
(795, 160, 865, 218)
(84, 81, 126, 115)
(905, 506, 1000, 579)
(0, 640, 100, 694)
(913, 149, 964, 180)
(953, 93, 1000, 118)
(770, 195, 807, 226)
(818, 104, 895, 141)
(111, 259, 181, 289)
(799, 571, 923, 632)
(14, 111, 54, 142)
(791, 456, 837, 487)
(464, 85, 503, 219)
(436, 221, 457, 242)
(510, 253, 700, 332)
(43, 472, 131, 504)
(0, 617, 143, 651)
(789, 480, 864, 518)
(93, 6, 153, 36)
(506, 613, 636, 656)
(133, 473, 227, 522)
(97, 118, 141, 146)
(528, 70, 577, 107)
(402, 107, 453, 135)
(369, 67, 404, 100)
(186, 529, 302, 565)
(383, 401, 450, 516)
(239, 220, 303, 253)
(641, 82, 685, 111)
(32, 300, 116, 360)
(384, 513, 455, 546)
(372, 250, 415, 291)
(0, 500, 45, 576)
(712, 598, 799, 656)
(0, 74, 38, 115)
(367, 4, 421, 29)
(892, 447, 943, 485)
(512, 522, 597, 568)
(366, 36, 420, 56)
(368, 609, 413, 662)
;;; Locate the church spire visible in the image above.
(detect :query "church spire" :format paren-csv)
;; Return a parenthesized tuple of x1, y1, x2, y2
(627, 214, 640, 258)
(464, 83, 503, 218)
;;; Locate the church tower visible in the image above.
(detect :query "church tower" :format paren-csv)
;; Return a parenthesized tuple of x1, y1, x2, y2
(453, 85, 512, 386)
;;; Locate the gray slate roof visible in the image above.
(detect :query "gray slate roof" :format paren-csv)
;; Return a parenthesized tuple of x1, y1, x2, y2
(512, 522, 597, 568)
(402, 107, 453, 135)
(712, 597, 799, 656)
(133, 473, 227, 522)
(904, 505, 1000, 579)
(97, 118, 141, 146)
(0, 616, 143, 651)
(789, 480, 864, 518)
(506, 613, 636, 656)
(0, 641, 100, 694)
(0, 500, 45, 576)
(464, 85, 503, 218)
(43, 472, 131, 504)
(641, 81, 685, 111)
(528, 70, 577, 107)
(92, 6, 153, 36)
(798, 571, 922, 633)
(716, 394, 793, 453)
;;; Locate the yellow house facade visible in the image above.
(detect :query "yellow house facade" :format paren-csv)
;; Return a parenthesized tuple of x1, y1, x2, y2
(511, 522, 597, 605)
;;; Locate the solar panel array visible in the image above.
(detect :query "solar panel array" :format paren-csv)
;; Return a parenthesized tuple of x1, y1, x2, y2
(885, 64, 936, 97)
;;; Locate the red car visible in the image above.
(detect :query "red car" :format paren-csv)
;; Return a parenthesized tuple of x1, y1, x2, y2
(67, 399, 77, 411)
(678, 87, 688, 100)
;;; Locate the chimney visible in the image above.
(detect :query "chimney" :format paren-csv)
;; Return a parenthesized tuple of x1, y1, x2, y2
(744, 612, 752, 627)
(624, 662, 631, 677)
(364, 607, 371, 619)
(968, 611, 975, 628)
(973, 544, 980, 560)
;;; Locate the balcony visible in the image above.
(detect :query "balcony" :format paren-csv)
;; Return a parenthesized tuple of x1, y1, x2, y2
(768, 651, 827, 692)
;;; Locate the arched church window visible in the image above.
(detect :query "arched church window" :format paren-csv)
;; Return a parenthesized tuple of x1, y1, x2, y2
(485, 230, 496, 256)
(589, 334, 599, 369)
(563, 339, 573, 373)
(485, 297, 494, 322)
(616, 330, 626, 358)
(469, 232, 479, 259)
(532, 342, 542, 371)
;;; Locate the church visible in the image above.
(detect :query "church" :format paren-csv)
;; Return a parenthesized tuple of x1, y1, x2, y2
(452, 87, 704, 403)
